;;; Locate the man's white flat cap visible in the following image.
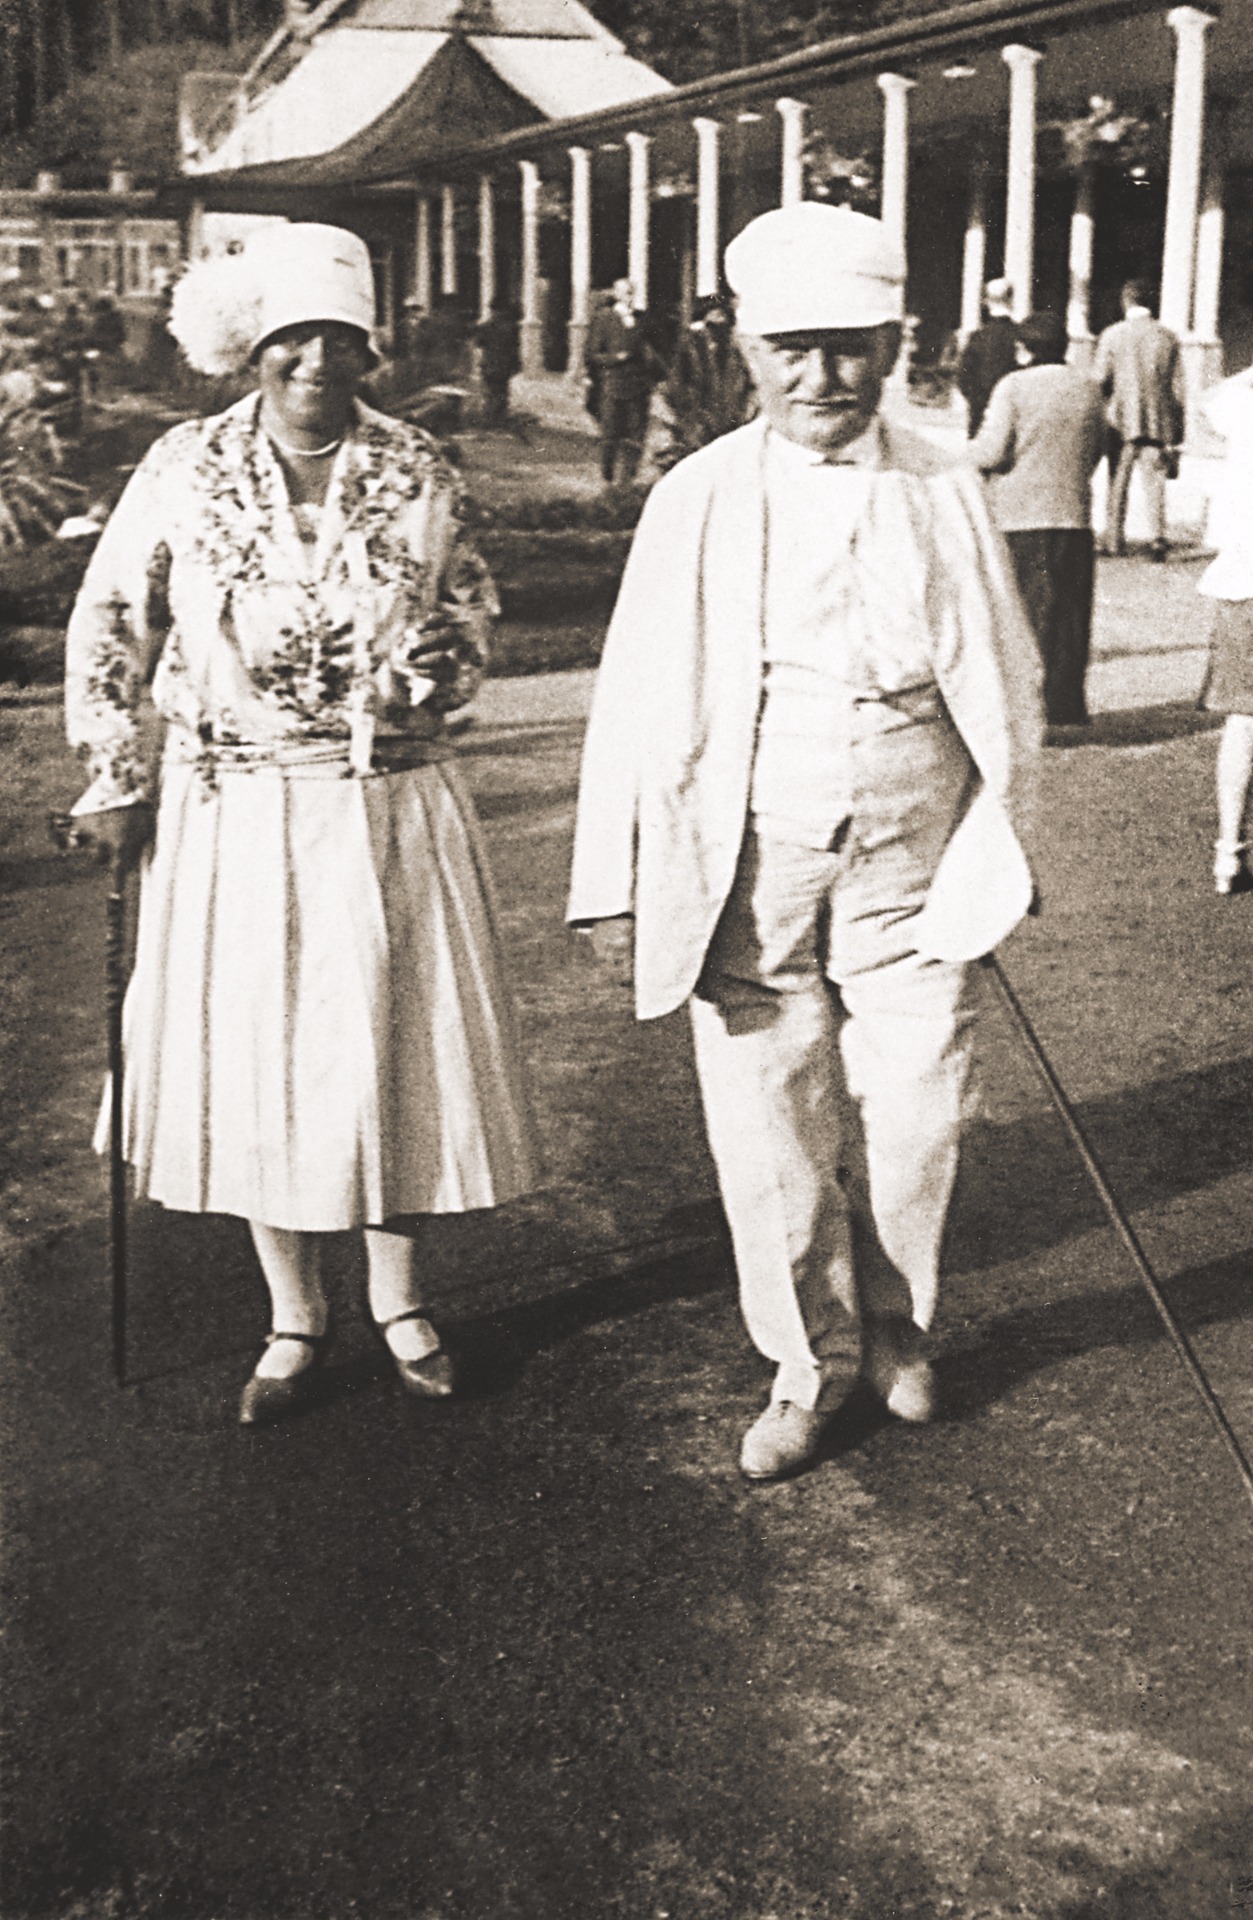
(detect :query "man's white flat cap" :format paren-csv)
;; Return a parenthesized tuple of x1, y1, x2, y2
(248, 222, 376, 353)
(725, 203, 905, 335)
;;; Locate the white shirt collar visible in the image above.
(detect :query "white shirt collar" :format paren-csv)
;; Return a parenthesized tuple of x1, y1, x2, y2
(766, 416, 885, 470)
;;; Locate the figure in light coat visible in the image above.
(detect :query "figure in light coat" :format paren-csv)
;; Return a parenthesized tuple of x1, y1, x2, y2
(569, 204, 1045, 1481)
(1093, 279, 1185, 559)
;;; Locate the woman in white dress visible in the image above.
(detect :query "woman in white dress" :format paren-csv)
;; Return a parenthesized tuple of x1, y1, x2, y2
(1198, 365, 1253, 892)
(64, 224, 539, 1423)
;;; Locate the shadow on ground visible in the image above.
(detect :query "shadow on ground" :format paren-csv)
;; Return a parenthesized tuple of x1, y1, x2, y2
(1047, 702, 1219, 750)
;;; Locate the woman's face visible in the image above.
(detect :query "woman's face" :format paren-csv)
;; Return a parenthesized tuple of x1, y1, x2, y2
(256, 321, 371, 443)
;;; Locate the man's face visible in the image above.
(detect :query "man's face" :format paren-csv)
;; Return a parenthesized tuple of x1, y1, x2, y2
(737, 323, 901, 455)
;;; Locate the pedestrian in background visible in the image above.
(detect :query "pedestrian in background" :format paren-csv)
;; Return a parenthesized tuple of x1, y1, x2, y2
(473, 299, 520, 427)
(956, 277, 1018, 437)
(969, 309, 1106, 728)
(656, 295, 756, 468)
(64, 224, 539, 1425)
(583, 277, 659, 486)
(1195, 365, 1253, 893)
(1094, 279, 1184, 560)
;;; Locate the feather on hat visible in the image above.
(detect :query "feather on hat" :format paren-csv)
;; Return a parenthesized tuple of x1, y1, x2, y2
(167, 223, 376, 377)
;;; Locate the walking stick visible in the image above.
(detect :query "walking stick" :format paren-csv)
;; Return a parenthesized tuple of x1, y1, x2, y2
(49, 812, 130, 1387)
(105, 845, 128, 1388)
(982, 954, 1253, 1517)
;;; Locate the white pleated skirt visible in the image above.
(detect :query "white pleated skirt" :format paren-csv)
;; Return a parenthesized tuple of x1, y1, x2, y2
(103, 755, 541, 1231)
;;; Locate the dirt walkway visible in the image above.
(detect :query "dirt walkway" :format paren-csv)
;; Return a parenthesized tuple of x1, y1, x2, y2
(2, 560, 1252, 1920)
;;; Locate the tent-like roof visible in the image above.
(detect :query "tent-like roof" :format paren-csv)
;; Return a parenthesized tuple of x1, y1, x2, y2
(346, 0, 622, 40)
(183, 0, 670, 183)
(472, 35, 670, 117)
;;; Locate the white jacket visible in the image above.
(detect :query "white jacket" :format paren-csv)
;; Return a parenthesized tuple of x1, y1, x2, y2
(568, 415, 1044, 1019)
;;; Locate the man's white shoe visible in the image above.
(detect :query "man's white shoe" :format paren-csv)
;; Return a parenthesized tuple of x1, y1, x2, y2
(862, 1317, 936, 1424)
(881, 1359, 936, 1424)
(739, 1400, 829, 1481)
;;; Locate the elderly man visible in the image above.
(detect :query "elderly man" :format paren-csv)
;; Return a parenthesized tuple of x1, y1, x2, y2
(569, 205, 1044, 1481)
(1093, 279, 1185, 561)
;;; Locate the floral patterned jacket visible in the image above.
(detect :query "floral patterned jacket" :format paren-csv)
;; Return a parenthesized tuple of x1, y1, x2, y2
(65, 393, 497, 812)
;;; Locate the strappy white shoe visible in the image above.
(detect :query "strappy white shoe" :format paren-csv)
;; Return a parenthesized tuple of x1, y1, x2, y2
(1213, 841, 1253, 896)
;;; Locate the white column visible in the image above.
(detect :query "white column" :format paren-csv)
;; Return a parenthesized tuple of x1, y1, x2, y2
(1189, 109, 1227, 401)
(1066, 161, 1096, 358)
(414, 193, 433, 312)
(1193, 135, 1225, 344)
(626, 129, 651, 308)
(568, 143, 593, 376)
(440, 182, 457, 299)
(1002, 44, 1042, 320)
(876, 73, 914, 261)
(1160, 7, 1216, 334)
(693, 116, 721, 299)
(959, 161, 988, 339)
(518, 158, 543, 377)
(477, 173, 495, 325)
(187, 196, 206, 261)
(777, 97, 807, 207)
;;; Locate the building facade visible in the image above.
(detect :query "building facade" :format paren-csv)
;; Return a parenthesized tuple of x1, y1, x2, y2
(0, 171, 180, 304)
(181, 0, 1253, 424)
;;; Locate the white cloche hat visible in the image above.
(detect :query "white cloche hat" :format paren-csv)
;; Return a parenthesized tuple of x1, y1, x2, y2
(248, 221, 376, 354)
(725, 203, 905, 335)
(168, 221, 377, 376)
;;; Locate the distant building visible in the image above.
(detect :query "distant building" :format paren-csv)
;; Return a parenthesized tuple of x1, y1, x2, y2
(0, 170, 179, 304)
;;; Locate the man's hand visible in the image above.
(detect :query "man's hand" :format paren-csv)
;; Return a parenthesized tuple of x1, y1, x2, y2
(68, 804, 155, 879)
(573, 914, 634, 989)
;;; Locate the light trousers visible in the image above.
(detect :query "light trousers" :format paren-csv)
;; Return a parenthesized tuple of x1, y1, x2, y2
(1107, 440, 1167, 553)
(690, 825, 974, 1410)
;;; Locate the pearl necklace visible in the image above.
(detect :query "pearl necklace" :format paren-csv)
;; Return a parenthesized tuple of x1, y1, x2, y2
(266, 429, 345, 460)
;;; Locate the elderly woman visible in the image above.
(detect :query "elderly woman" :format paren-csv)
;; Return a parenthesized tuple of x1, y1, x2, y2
(64, 224, 539, 1423)
(1198, 365, 1253, 893)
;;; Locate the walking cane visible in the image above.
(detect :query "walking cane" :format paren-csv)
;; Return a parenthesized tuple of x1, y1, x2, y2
(49, 813, 130, 1387)
(104, 844, 128, 1387)
(982, 954, 1253, 1518)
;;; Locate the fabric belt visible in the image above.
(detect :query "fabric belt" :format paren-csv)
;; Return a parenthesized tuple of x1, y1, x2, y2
(164, 728, 453, 781)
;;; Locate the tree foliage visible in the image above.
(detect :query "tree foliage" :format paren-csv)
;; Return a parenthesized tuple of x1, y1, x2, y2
(0, 395, 82, 549)
(0, 1, 283, 140)
(0, 36, 261, 185)
(592, 0, 920, 83)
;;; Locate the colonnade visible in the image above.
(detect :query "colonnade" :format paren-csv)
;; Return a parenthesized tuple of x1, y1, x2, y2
(405, 4, 1222, 393)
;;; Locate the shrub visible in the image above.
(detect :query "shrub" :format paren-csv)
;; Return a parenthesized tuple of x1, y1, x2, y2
(466, 488, 646, 533)
(0, 397, 83, 549)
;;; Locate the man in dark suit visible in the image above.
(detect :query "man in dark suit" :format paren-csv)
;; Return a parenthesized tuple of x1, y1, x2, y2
(473, 299, 520, 426)
(956, 277, 1018, 437)
(1093, 279, 1185, 560)
(584, 277, 658, 485)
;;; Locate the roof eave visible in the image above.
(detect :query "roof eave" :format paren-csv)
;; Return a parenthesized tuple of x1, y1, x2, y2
(404, 0, 1169, 169)
(176, 0, 1169, 196)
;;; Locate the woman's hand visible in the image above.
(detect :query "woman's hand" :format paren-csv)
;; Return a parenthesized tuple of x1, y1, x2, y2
(387, 617, 483, 713)
(70, 804, 155, 878)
